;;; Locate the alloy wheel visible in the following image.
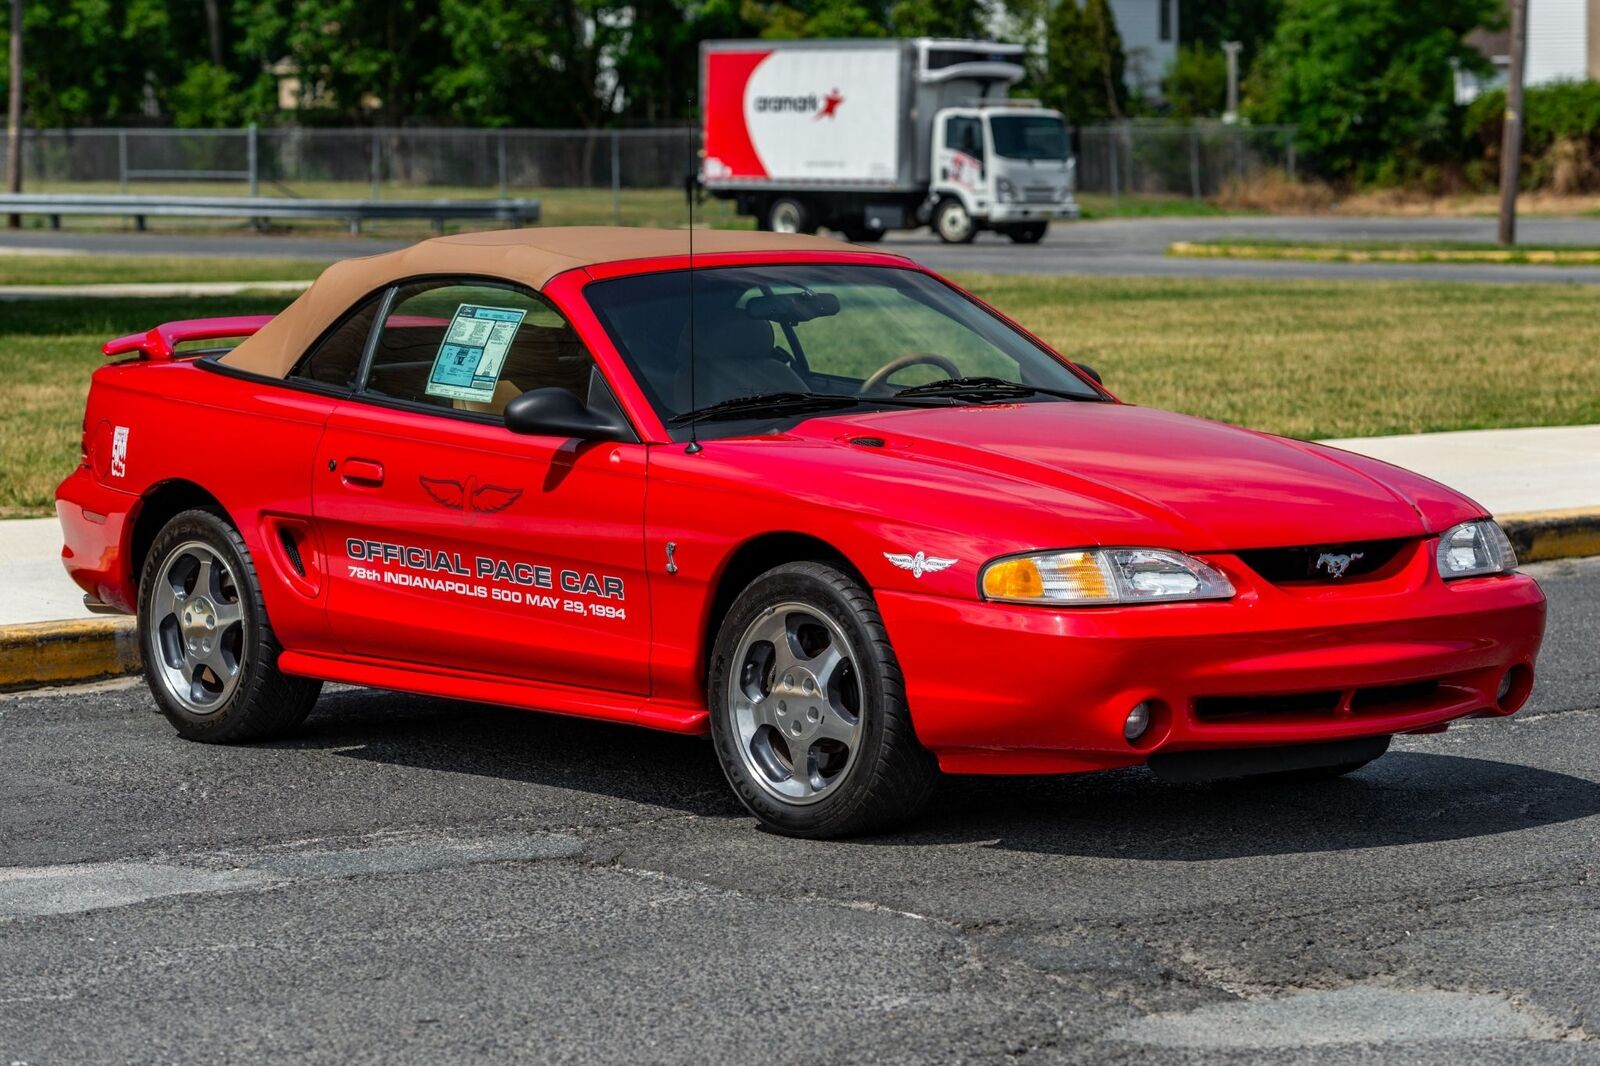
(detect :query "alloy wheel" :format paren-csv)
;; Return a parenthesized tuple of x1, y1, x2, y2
(727, 602, 864, 804)
(148, 541, 247, 714)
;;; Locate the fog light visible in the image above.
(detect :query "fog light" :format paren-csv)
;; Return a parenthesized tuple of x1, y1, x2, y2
(1497, 671, 1515, 701)
(1124, 702, 1151, 742)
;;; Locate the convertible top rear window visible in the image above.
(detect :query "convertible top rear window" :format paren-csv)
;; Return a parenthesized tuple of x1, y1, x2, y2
(585, 264, 1096, 438)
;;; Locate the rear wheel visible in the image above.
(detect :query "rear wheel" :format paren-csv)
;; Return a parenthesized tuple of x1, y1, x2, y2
(708, 562, 939, 838)
(840, 226, 886, 243)
(765, 197, 816, 234)
(934, 199, 977, 244)
(139, 508, 320, 742)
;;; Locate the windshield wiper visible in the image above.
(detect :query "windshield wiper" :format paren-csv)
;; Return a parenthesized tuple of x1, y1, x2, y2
(671, 390, 957, 426)
(892, 376, 1089, 402)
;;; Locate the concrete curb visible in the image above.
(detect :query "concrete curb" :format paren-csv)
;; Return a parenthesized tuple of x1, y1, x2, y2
(0, 509, 1595, 693)
(1499, 508, 1600, 563)
(0, 618, 140, 692)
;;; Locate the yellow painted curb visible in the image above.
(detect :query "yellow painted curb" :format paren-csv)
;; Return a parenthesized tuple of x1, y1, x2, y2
(1168, 241, 1600, 265)
(1497, 508, 1600, 564)
(0, 617, 141, 692)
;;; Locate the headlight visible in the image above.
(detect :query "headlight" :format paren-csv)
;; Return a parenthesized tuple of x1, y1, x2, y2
(1436, 520, 1517, 579)
(981, 548, 1235, 606)
(995, 177, 1019, 203)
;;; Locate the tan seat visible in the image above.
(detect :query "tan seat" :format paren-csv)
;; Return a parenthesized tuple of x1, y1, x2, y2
(672, 314, 808, 411)
(453, 379, 523, 416)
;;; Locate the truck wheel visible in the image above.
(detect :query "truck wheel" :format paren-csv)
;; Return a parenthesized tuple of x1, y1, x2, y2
(934, 199, 977, 244)
(766, 197, 816, 234)
(708, 561, 939, 838)
(1005, 222, 1048, 244)
(138, 507, 321, 743)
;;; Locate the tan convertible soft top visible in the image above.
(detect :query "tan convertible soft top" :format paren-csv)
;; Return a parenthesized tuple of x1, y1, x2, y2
(219, 226, 884, 380)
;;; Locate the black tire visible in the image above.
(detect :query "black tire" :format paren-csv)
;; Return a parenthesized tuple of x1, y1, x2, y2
(841, 226, 886, 243)
(766, 197, 816, 234)
(933, 198, 977, 244)
(138, 507, 320, 743)
(1004, 222, 1048, 244)
(708, 561, 939, 838)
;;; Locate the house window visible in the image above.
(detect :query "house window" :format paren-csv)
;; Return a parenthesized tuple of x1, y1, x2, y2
(1159, 0, 1173, 42)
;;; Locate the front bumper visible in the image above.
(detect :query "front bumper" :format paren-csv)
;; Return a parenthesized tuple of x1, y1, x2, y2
(985, 201, 1080, 223)
(877, 555, 1546, 775)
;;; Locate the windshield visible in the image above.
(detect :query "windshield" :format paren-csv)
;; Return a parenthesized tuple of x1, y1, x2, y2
(584, 264, 1100, 440)
(989, 115, 1069, 161)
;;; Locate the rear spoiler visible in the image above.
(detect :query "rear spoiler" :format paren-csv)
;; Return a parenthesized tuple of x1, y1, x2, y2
(102, 316, 274, 361)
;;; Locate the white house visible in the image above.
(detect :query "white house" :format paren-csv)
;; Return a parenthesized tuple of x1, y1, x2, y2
(1109, 0, 1179, 100)
(1457, 0, 1600, 102)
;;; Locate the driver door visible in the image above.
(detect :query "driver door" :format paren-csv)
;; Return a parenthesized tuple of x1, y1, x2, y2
(311, 277, 651, 695)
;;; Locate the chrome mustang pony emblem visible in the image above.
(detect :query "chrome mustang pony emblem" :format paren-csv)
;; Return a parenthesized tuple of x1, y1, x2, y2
(1315, 551, 1364, 579)
(884, 551, 959, 578)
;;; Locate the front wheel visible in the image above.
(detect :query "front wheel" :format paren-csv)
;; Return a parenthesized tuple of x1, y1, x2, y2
(139, 507, 321, 742)
(1004, 222, 1048, 244)
(933, 199, 977, 244)
(708, 562, 939, 838)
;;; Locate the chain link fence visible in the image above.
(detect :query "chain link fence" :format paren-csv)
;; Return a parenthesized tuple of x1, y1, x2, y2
(1074, 123, 1299, 199)
(0, 123, 1296, 221)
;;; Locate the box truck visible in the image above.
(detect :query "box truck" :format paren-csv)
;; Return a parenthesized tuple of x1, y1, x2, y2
(700, 38, 1078, 244)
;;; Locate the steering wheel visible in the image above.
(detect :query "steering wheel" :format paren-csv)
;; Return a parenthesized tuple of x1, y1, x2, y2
(859, 351, 963, 395)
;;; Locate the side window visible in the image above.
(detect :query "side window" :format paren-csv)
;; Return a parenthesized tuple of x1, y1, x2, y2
(288, 291, 384, 390)
(362, 279, 594, 419)
(946, 116, 983, 160)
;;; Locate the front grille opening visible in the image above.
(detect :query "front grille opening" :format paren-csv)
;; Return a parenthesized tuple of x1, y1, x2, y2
(279, 527, 306, 576)
(1236, 538, 1410, 585)
(1193, 690, 1342, 722)
(1350, 680, 1439, 714)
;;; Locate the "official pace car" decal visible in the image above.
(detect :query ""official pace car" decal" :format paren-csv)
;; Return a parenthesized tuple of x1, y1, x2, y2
(344, 537, 628, 621)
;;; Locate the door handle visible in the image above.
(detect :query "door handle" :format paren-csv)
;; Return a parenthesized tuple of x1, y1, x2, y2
(342, 458, 385, 486)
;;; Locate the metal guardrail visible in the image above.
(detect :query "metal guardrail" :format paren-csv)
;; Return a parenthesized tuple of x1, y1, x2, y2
(0, 193, 542, 234)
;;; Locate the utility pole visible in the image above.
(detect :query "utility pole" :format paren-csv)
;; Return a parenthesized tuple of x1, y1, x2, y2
(1222, 41, 1242, 124)
(1498, 0, 1528, 245)
(5, 0, 21, 229)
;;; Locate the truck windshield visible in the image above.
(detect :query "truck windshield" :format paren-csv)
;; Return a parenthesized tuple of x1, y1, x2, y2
(989, 116, 1069, 161)
(584, 264, 1101, 440)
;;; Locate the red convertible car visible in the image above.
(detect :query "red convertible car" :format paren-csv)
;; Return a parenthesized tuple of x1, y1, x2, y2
(58, 228, 1546, 837)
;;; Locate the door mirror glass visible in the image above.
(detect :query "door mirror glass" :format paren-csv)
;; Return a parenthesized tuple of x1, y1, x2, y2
(504, 387, 628, 440)
(1074, 362, 1102, 385)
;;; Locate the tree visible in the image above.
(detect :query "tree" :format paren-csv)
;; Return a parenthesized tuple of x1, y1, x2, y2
(1164, 42, 1226, 119)
(1246, 0, 1503, 182)
(1179, 0, 1282, 56)
(1042, 0, 1126, 123)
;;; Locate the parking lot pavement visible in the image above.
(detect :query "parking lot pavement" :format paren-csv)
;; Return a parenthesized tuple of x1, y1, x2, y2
(2, 556, 1596, 1064)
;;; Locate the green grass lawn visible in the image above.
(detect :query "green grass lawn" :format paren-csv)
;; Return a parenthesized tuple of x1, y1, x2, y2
(0, 254, 331, 286)
(1169, 238, 1600, 265)
(6, 275, 1599, 517)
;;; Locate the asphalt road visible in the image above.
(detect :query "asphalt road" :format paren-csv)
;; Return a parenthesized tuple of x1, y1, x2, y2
(2, 556, 1597, 1064)
(10, 215, 1600, 283)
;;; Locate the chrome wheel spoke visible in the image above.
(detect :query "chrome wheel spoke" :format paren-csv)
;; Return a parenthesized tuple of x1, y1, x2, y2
(788, 739, 815, 796)
(211, 597, 244, 629)
(807, 643, 844, 691)
(814, 709, 856, 747)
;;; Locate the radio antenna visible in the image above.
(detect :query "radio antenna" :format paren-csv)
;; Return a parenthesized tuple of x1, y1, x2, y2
(685, 109, 703, 455)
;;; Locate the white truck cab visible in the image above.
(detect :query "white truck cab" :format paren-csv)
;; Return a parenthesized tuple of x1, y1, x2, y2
(702, 38, 1079, 245)
(930, 103, 1077, 243)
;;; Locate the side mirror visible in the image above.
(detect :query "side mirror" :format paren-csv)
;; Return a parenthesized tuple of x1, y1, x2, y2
(504, 387, 629, 440)
(1074, 362, 1102, 385)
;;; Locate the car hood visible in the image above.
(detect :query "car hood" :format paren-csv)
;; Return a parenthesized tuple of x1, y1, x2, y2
(795, 401, 1480, 551)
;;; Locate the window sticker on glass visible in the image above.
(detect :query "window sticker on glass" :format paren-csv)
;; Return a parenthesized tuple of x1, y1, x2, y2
(423, 304, 528, 403)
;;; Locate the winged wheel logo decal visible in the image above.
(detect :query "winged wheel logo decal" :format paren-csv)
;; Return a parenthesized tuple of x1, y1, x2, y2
(419, 475, 524, 521)
(884, 551, 958, 578)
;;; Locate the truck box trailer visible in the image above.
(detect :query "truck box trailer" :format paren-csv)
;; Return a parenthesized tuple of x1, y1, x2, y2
(701, 37, 1079, 244)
